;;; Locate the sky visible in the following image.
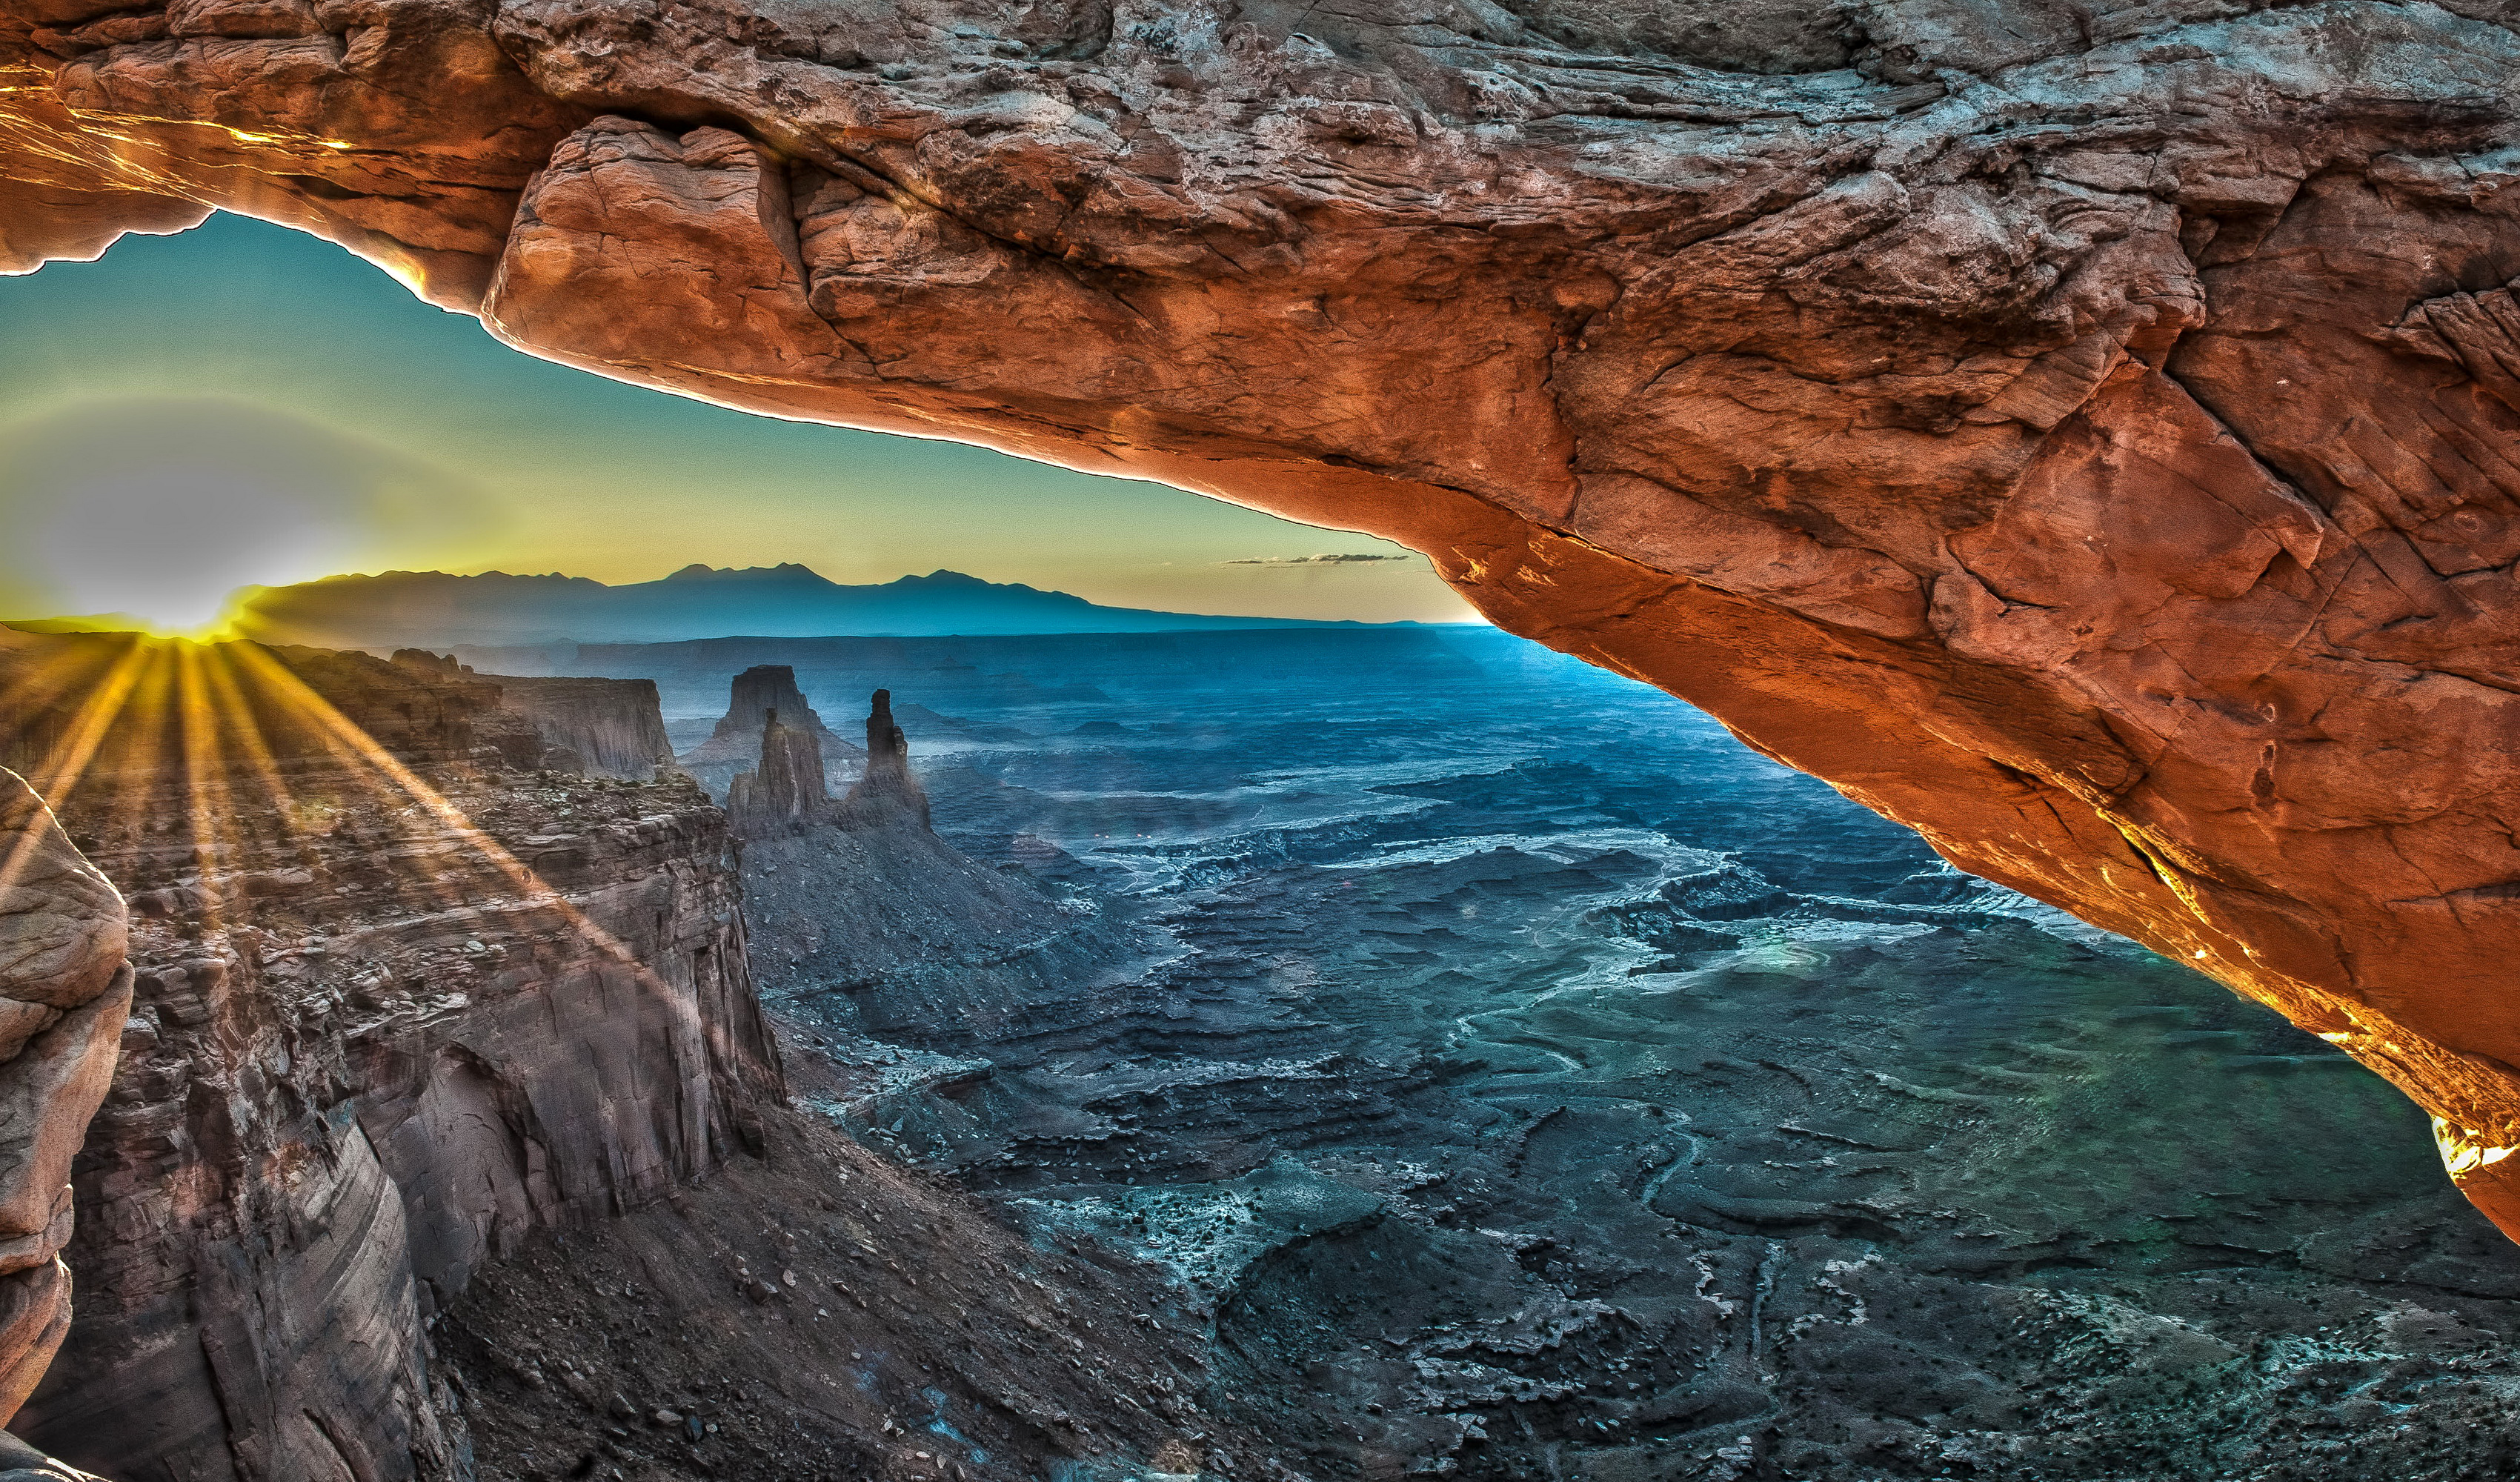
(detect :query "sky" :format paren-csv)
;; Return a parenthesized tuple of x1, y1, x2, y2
(0, 213, 1479, 631)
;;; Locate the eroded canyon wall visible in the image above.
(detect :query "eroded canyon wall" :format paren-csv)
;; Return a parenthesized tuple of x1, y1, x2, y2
(476, 674, 679, 780)
(0, 633, 778, 1480)
(11, 0, 2520, 1230)
(391, 651, 682, 780)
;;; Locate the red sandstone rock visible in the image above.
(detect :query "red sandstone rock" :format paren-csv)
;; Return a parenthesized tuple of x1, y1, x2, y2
(0, 771, 127, 1429)
(10, 0, 2520, 1237)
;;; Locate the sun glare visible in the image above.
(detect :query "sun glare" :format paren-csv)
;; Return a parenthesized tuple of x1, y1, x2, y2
(0, 632, 660, 993)
(31, 468, 363, 637)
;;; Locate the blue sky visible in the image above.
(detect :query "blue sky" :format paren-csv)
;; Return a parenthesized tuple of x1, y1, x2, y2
(0, 213, 1473, 628)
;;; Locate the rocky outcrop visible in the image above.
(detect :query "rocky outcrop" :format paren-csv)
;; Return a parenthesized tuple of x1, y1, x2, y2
(725, 706, 828, 834)
(737, 691, 1114, 1051)
(835, 690, 930, 834)
(0, 771, 129, 1442)
(477, 674, 677, 780)
(680, 664, 854, 799)
(390, 650, 675, 778)
(18, 0, 2520, 1231)
(0, 633, 778, 1480)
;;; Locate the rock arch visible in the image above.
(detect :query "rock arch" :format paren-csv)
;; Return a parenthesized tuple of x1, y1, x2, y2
(11, 0, 2520, 1232)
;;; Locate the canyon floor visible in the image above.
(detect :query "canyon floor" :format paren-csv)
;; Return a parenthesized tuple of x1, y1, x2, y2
(540, 628, 2520, 1482)
(47, 628, 2520, 1482)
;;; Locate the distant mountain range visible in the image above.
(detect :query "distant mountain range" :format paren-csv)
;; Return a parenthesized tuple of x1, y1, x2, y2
(59, 565, 1391, 648)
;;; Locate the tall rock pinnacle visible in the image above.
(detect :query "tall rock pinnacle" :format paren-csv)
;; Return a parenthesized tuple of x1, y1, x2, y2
(837, 691, 930, 833)
(865, 689, 905, 776)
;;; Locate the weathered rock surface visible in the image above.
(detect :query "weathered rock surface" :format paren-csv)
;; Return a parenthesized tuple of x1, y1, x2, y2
(431, 1097, 1274, 1482)
(680, 663, 855, 798)
(0, 768, 129, 1445)
(476, 674, 678, 780)
(392, 649, 680, 779)
(725, 705, 829, 833)
(13, 0, 2520, 1231)
(0, 633, 778, 1480)
(836, 689, 931, 834)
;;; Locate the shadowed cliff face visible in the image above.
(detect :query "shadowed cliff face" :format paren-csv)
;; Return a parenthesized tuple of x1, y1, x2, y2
(393, 648, 684, 780)
(728, 707, 831, 832)
(0, 638, 1292, 1482)
(683, 664, 859, 806)
(10, 0, 2520, 1232)
(0, 632, 780, 1480)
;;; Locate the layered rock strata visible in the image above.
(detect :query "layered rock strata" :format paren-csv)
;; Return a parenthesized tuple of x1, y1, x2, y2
(0, 633, 779, 1481)
(390, 651, 676, 779)
(725, 706, 828, 834)
(473, 674, 678, 781)
(0, 770, 129, 1449)
(15, 0, 2520, 1230)
(681, 666, 843, 768)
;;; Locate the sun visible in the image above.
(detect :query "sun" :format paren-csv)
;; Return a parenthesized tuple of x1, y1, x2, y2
(0, 394, 496, 639)
(30, 467, 365, 638)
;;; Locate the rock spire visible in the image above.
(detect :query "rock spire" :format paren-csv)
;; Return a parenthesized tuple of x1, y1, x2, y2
(837, 691, 931, 832)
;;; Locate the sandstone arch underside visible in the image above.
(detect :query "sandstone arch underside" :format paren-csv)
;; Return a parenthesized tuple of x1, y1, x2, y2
(10, 0, 2520, 1229)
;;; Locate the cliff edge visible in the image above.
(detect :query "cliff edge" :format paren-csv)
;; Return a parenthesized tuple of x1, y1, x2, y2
(0, 634, 779, 1480)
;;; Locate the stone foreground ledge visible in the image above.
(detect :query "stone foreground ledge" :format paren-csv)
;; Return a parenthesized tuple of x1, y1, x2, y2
(0, 771, 127, 1440)
(9, 0, 2520, 1228)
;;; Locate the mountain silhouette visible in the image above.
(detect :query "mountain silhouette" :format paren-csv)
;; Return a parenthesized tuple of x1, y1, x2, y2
(214, 565, 1376, 648)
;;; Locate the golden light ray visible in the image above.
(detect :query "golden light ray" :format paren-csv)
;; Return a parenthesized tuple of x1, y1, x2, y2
(220, 643, 673, 982)
(173, 642, 247, 937)
(0, 638, 156, 901)
(5, 632, 717, 1062)
(192, 639, 302, 825)
(92, 640, 180, 890)
(204, 648, 500, 924)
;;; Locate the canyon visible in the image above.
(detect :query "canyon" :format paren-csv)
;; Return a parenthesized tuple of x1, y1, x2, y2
(1, 619, 2519, 1478)
(635, 629, 2520, 1478)
(7, 0, 2520, 1240)
(0, 628, 1252, 1481)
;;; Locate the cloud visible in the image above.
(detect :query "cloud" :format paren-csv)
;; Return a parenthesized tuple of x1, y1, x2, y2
(1221, 553, 1416, 566)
